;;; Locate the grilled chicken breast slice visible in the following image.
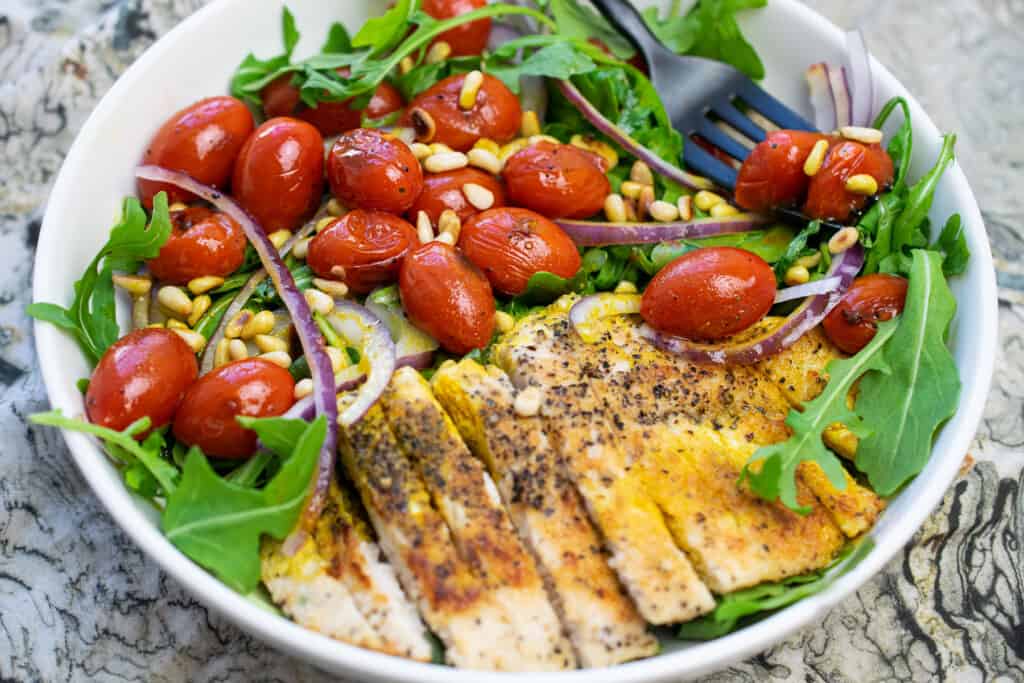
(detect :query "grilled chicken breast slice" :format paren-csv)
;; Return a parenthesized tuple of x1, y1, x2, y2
(432, 360, 658, 667)
(384, 367, 575, 671)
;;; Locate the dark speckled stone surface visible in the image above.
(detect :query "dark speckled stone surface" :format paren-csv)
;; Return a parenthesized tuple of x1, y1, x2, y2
(1, 1, 1021, 680)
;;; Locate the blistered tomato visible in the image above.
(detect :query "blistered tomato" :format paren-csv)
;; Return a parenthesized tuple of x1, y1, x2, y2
(406, 168, 506, 225)
(422, 0, 491, 56)
(307, 210, 419, 294)
(641, 247, 777, 340)
(405, 73, 521, 151)
(503, 141, 610, 219)
(459, 207, 581, 296)
(86, 328, 198, 433)
(261, 72, 405, 137)
(138, 96, 254, 208)
(147, 206, 247, 284)
(735, 130, 829, 212)
(172, 358, 295, 459)
(823, 273, 908, 354)
(231, 117, 324, 233)
(399, 242, 495, 354)
(804, 141, 894, 222)
(327, 128, 424, 214)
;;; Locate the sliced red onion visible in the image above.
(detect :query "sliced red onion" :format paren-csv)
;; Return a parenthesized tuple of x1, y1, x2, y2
(569, 293, 641, 343)
(774, 276, 841, 304)
(135, 165, 338, 522)
(558, 80, 714, 192)
(827, 64, 853, 129)
(641, 244, 864, 365)
(326, 301, 396, 425)
(556, 214, 769, 247)
(806, 63, 837, 132)
(844, 30, 874, 127)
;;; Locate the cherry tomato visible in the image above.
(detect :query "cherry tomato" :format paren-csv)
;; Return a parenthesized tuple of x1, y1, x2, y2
(459, 207, 581, 296)
(307, 210, 419, 294)
(404, 73, 521, 151)
(405, 168, 506, 225)
(823, 273, 908, 354)
(138, 96, 254, 208)
(734, 130, 828, 213)
(147, 207, 247, 284)
(399, 242, 495, 354)
(261, 72, 406, 137)
(172, 358, 295, 459)
(503, 141, 610, 219)
(422, 0, 491, 56)
(231, 117, 325, 233)
(804, 140, 894, 222)
(641, 246, 777, 340)
(328, 128, 424, 214)
(86, 328, 198, 433)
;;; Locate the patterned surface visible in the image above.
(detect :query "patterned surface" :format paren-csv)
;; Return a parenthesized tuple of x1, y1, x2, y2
(1, 1, 1021, 680)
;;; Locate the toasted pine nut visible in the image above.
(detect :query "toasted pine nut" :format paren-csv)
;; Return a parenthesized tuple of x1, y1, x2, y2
(391, 127, 416, 145)
(168, 202, 189, 212)
(795, 253, 822, 269)
(330, 265, 347, 281)
(677, 195, 694, 221)
(225, 310, 252, 339)
(495, 311, 515, 334)
(694, 190, 725, 212)
(569, 134, 591, 149)
(292, 237, 311, 260)
(410, 142, 432, 160)
(254, 334, 288, 354)
(313, 278, 349, 298)
(187, 295, 212, 327)
(399, 55, 415, 75)
(157, 286, 192, 318)
(829, 227, 860, 254)
(326, 198, 345, 217)
(710, 203, 740, 218)
(304, 288, 335, 315)
(804, 139, 829, 176)
(630, 161, 654, 186)
(316, 217, 336, 233)
(187, 275, 224, 296)
(604, 194, 627, 222)
(845, 174, 879, 195)
(294, 378, 314, 400)
(260, 351, 292, 369)
(426, 40, 451, 64)
(172, 329, 206, 353)
(620, 181, 645, 200)
(268, 230, 292, 250)
(840, 126, 884, 145)
(520, 110, 541, 137)
(435, 231, 456, 245)
(410, 107, 437, 143)
(438, 209, 461, 242)
(528, 134, 560, 146)
(424, 151, 469, 173)
(113, 273, 152, 296)
(459, 70, 484, 110)
(649, 200, 680, 223)
(416, 211, 434, 244)
(473, 138, 501, 155)
(462, 183, 495, 211)
(147, 322, 165, 329)
(166, 318, 189, 330)
(514, 386, 544, 417)
(498, 139, 527, 162)
(131, 295, 149, 330)
(467, 148, 503, 175)
(614, 280, 638, 294)
(241, 310, 276, 339)
(785, 265, 810, 286)
(623, 197, 639, 222)
(637, 185, 655, 220)
(326, 346, 347, 373)
(429, 142, 453, 155)
(213, 338, 231, 368)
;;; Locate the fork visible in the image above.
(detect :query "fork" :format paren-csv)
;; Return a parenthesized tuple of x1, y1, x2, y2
(589, 0, 816, 197)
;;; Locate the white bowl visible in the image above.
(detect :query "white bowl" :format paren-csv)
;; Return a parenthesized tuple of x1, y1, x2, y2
(33, 1, 998, 681)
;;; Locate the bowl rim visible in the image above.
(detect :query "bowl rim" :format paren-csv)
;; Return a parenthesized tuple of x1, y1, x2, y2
(32, 0, 998, 681)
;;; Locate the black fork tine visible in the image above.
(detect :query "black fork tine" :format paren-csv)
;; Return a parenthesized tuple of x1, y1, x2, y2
(695, 120, 750, 161)
(733, 79, 817, 132)
(682, 143, 738, 190)
(711, 101, 768, 143)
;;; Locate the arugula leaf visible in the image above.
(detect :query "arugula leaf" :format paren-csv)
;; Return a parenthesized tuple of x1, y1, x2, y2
(648, 226, 796, 273)
(353, 0, 416, 54)
(230, 7, 299, 104)
(936, 214, 969, 276)
(548, 0, 635, 59)
(487, 41, 598, 93)
(27, 194, 172, 365)
(320, 22, 352, 54)
(162, 416, 327, 592)
(872, 97, 913, 189)
(854, 250, 960, 495)
(281, 7, 300, 57)
(889, 134, 957, 263)
(393, 56, 479, 101)
(773, 220, 821, 280)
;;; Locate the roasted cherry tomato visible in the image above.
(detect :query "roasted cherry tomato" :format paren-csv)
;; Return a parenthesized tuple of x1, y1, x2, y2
(804, 140, 894, 222)
(147, 207, 247, 284)
(735, 130, 828, 213)
(823, 273, 908, 354)
(405, 168, 506, 225)
(172, 358, 295, 459)
(503, 141, 610, 219)
(459, 207, 581, 296)
(86, 328, 198, 433)
(231, 117, 324, 233)
(138, 96, 254, 208)
(423, 0, 491, 56)
(641, 246, 777, 340)
(405, 73, 521, 151)
(399, 242, 495, 354)
(328, 128, 424, 214)
(261, 72, 405, 137)
(307, 209, 419, 294)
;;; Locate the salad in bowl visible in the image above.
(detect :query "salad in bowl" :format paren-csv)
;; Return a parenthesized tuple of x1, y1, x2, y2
(30, 0, 980, 674)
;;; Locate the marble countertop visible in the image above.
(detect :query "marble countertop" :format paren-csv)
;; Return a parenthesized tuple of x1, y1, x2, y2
(1, 1, 1021, 680)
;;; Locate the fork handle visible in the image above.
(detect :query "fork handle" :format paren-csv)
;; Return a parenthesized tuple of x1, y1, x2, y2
(589, 0, 668, 66)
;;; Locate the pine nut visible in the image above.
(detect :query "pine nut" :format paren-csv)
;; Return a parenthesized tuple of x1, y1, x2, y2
(459, 70, 484, 110)
(213, 338, 231, 368)
(424, 151, 468, 173)
(829, 227, 861, 254)
(840, 126, 884, 145)
(804, 139, 829, 176)
(172, 329, 206, 353)
(528, 134, 559, 146)
(228, 338, 249, 361)
(187, 294, 212, 327)
(292, 238, 310, 260)
(623, 198, 638, 222)
(473, 138, 500, 155)
(426, 40, 451, 64)
(399, 55, 415, 75)
(429, 142, 453, 155)
(131, 295, 149, 330)
(587, 140, 618, 169)
(187, 275, 224, 296)
(316, 217, 336, 233)
(570, 134, 591, 149)
(436, 232, 456, 245)
(113, 273, 152, 296)
(630, 161, 654, 186)
(785, 265, 810, 286)
(294, 378, 314, 400)
(241, 310, 276, 339)
(677, 195, 693, 221)
(326, 198, 345, 216)
(260, 351, 292, 369)
(520, 110, 541, 137)
(410, 142, 432, 160)
(462, 183, 495, 210)
(225, 310, 252, 339)
(637, 185, 655, 220)
(410, 107, 437, 142)
(694, 190, 725, 212)
(268, 230, 292, 250)
(326, 346, 347, 373)
(514, 386, 544, 417)
(313, 278, 349, 298)
(620, 181, 645, 200)
(147, 322, 165, 329)
(416, 211, 434, 244)
(649, 200, 680, 223)
(495, 311, 515, 334)
(157, 286, 192, 318)
(845, 174, 879, 195)
(710, 203, 740, 218)
(498, 139, 527, 162)
(166, 318, 189, 330)
(467, 148, 503, 175)
(604, 194, 627, 222)
(795, 253, 822, 269)
(614, 280, 638, 294)
(169, 202, 189, 212)
(254, 334, 288, 354)
(304, 288, 335, 315)
(330, 265, 347, 281)
(392, 127, 416, 145)
(438, 209, 461, 243)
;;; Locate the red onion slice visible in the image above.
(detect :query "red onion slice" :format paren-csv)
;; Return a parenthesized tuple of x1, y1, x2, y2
(844, 30, 874, 127)
(326, 301, 396, 426)
(806, 63, 837, 132)
(641, 244, 865, 365)
(135, 165, 338, 521)
(556, 214, 769, 247)
(827, 64, 853, 129)
(558, 80, 715, 192)
(569, 293, 641, 343)
(774, 276, 842, 304)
